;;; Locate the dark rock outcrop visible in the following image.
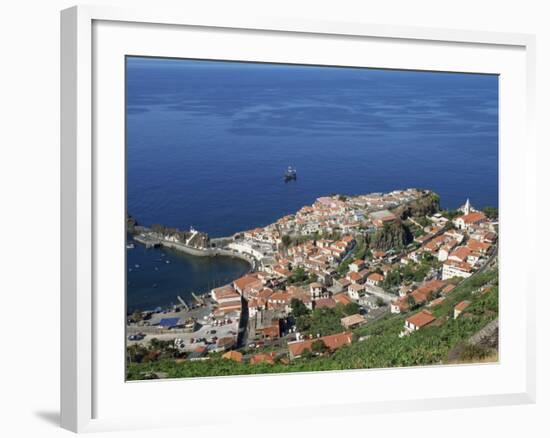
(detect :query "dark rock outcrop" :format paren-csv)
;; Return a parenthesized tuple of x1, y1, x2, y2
(369, 220, 413, 251)
(395, 192, 440, 220)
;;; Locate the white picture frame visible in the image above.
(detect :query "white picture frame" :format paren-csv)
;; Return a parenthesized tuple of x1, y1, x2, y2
(61, 4, 537, 433)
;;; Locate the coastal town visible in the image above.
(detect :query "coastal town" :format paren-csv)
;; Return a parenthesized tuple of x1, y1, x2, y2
(126, 188, 499, 378)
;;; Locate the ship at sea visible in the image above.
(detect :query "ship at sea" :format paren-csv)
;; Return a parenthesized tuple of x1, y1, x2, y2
(284, 166, 297, 182)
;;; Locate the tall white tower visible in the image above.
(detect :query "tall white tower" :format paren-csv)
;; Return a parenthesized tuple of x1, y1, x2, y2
(464, 198, 471, 215)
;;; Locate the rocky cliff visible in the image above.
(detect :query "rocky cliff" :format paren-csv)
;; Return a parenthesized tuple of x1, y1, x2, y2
(368, 220, 413, 251)
(394, 191, 440, 220)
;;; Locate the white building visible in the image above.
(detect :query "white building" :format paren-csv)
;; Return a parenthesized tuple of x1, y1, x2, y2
(453, 211, 487, 232)
(309, 282, 327, 299)
(211, 285, 240, 304)
(438, 248, 450, 262)
(442, 260, 473, 280)
(366, 273, 384, 287)
(347, 283, 366, 300)
(399, 310, 436, 337)
(227, 241, 271, 261)
(349, 259, 366, 273)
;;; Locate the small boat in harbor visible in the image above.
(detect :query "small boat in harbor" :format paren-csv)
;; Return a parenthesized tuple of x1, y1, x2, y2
(126, 243, 135, 249)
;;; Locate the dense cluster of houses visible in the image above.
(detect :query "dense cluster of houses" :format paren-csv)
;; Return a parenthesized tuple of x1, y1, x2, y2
(390, 200, 496, 324)
(226, 189, 424, 268)
(403, 201, 496, 281)
(398, 296, 477, 338)
(205, 192, 497, 360)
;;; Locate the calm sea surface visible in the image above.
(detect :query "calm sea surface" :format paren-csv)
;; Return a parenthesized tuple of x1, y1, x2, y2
(126, 239, 249, 313)
(126, 58, 498, 311)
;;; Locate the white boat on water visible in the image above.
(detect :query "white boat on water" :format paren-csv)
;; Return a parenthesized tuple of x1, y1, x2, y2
(126, 243, 135, 249)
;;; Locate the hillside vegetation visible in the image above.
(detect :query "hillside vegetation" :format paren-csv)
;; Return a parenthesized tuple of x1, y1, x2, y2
(368, 220, 413, 252)
(395, 192, 440, 220)
(127, 268, 498, 380)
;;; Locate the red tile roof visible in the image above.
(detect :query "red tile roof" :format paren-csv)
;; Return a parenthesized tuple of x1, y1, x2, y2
(314, 298, 337, 309)
(250, 352, 276, 365)
(233, 274, 261, 292)
(340, 314, 366, 328)
(392, 296, 410, 312)
(212, 286, 240, 301)
(368, 273, 384, 283)
(257, 288, 274, 299)
(259, 323, 280, 339)
(286, 285, 306, 295)
(444, 260, 472, 272)
(339, 278, 351, 287)
(441, 284, 456, 295)
(288, 332, 353, 358)
(218, 299, 242, 310)
(460, 211, 487, 224)
(222, 350, 243, 362)
(248, 298, 263, 309)
(406, 310, 436, 328)
(429, 297, 446, 307)
(449, 246, 472, 261)
(334, 293, 352, 305)
(410, 279, 446, 304)
(268, 291, 291, 302)
(455, 300, 471, 312)
(467, 239, 491, 252)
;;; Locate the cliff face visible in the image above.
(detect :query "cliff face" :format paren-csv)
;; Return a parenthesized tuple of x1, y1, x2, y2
(369, 220, 413, 251)
(150, 224, 210, 248)
(395, 192, 440, 220)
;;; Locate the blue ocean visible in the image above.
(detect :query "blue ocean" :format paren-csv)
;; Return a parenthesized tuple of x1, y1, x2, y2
(126, 57, 498, 311)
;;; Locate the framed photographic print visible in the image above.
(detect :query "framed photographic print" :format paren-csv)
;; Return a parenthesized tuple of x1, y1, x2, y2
(61, 5, 536, 433)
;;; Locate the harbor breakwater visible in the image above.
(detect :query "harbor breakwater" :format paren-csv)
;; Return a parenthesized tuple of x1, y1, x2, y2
(161, 240, 255, 268)
(132, 233, 256, 270)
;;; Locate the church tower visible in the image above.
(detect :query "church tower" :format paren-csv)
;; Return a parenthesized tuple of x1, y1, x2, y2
(463, 198, 471, 215)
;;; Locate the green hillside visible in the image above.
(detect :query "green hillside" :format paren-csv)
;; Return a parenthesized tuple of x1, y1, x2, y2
(127, 269, 498, 380)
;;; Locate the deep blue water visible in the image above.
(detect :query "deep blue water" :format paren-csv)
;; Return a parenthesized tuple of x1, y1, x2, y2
(126, 57, 498, 310)
(127, 57, 498, 237)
